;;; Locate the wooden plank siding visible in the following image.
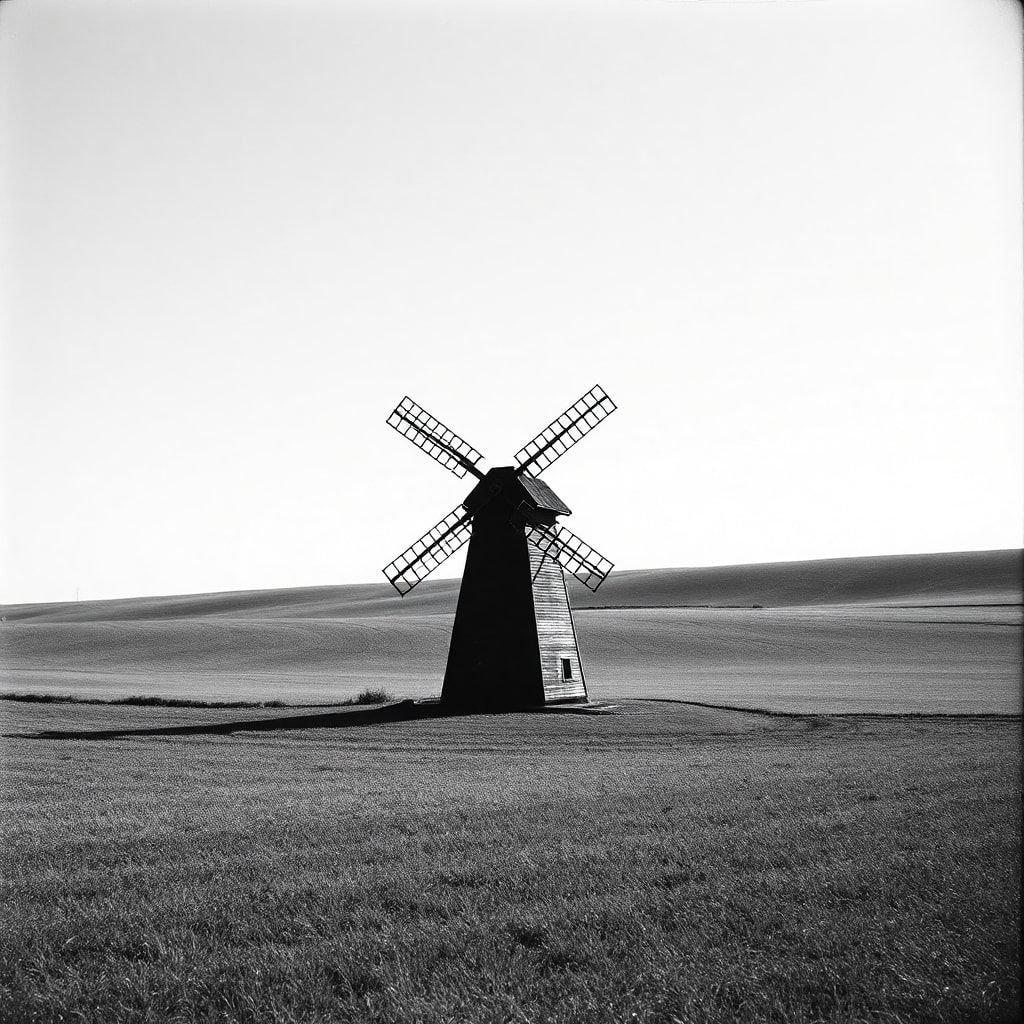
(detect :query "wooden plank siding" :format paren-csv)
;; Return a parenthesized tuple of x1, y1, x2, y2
(528, 542, 588, 703)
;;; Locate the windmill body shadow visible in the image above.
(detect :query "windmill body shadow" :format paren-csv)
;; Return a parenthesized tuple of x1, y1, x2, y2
(383, 386, 617, 711)
(22, 698, 616, 741)
(26, 700, 442, 740)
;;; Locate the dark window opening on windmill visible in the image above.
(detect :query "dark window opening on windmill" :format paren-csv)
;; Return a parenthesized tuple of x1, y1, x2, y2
(561, 658, 573, 681)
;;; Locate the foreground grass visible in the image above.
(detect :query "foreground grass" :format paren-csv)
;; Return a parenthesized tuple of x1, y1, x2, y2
(0, 702, 1019, 1023)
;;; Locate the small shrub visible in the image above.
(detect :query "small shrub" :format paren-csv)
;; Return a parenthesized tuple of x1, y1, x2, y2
(352, 688, 393, 706)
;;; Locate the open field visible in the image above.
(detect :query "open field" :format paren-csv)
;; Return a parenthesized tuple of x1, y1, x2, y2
(2, 550, 1021, 713)
(2, 551, 1020, 1021)
(1, 699, 1019, 1023)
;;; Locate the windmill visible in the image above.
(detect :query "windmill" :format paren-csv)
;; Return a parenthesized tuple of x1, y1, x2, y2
(382, 386, 617, 710)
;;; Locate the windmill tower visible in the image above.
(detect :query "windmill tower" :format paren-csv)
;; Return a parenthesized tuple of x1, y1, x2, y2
(382, 386, 617, 710)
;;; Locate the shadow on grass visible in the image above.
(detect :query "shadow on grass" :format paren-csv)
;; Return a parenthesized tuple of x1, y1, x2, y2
(30, 700, 451, 740)
(24, 699, 618, 740)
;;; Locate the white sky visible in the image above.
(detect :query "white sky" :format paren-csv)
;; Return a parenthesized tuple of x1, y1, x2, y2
(1, 0, 1021, 604)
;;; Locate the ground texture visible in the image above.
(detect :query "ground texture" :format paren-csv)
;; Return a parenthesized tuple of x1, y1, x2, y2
(1, 700, 1019, 1024)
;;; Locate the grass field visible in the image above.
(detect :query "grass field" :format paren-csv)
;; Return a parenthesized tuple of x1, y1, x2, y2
(1, 700, 1019, 1023)
(2, 550, 1020, 1021)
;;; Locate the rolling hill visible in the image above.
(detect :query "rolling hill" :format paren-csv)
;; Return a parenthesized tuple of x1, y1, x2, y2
(1, 549, 1020, 713)
(3, 548, 1020, 623)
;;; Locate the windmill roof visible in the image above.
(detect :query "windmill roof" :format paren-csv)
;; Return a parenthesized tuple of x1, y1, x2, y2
(519, 475, 571, 516)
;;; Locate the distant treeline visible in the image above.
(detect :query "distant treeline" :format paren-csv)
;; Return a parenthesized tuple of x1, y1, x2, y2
(0, 689, 395, 709)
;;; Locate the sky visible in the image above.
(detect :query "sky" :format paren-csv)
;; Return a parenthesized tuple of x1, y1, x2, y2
(1, 0, 1021, 604)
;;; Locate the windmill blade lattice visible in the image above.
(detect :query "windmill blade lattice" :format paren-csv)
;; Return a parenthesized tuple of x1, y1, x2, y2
(387, 396, 485, 480)
(383, 507, 473, 596)
(527, 523, 614, 592)
(514, 385, 617, 477)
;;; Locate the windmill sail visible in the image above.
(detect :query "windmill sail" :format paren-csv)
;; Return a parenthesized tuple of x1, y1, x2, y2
(527, 523, 614, 592)
(383, 506, 473, 596)
(513, 385, 616, 477)
(387, 396, 485, 479)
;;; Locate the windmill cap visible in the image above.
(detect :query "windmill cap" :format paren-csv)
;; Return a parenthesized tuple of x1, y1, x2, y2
(518, 474, 571, 516)
(462, 467, 572, 517)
